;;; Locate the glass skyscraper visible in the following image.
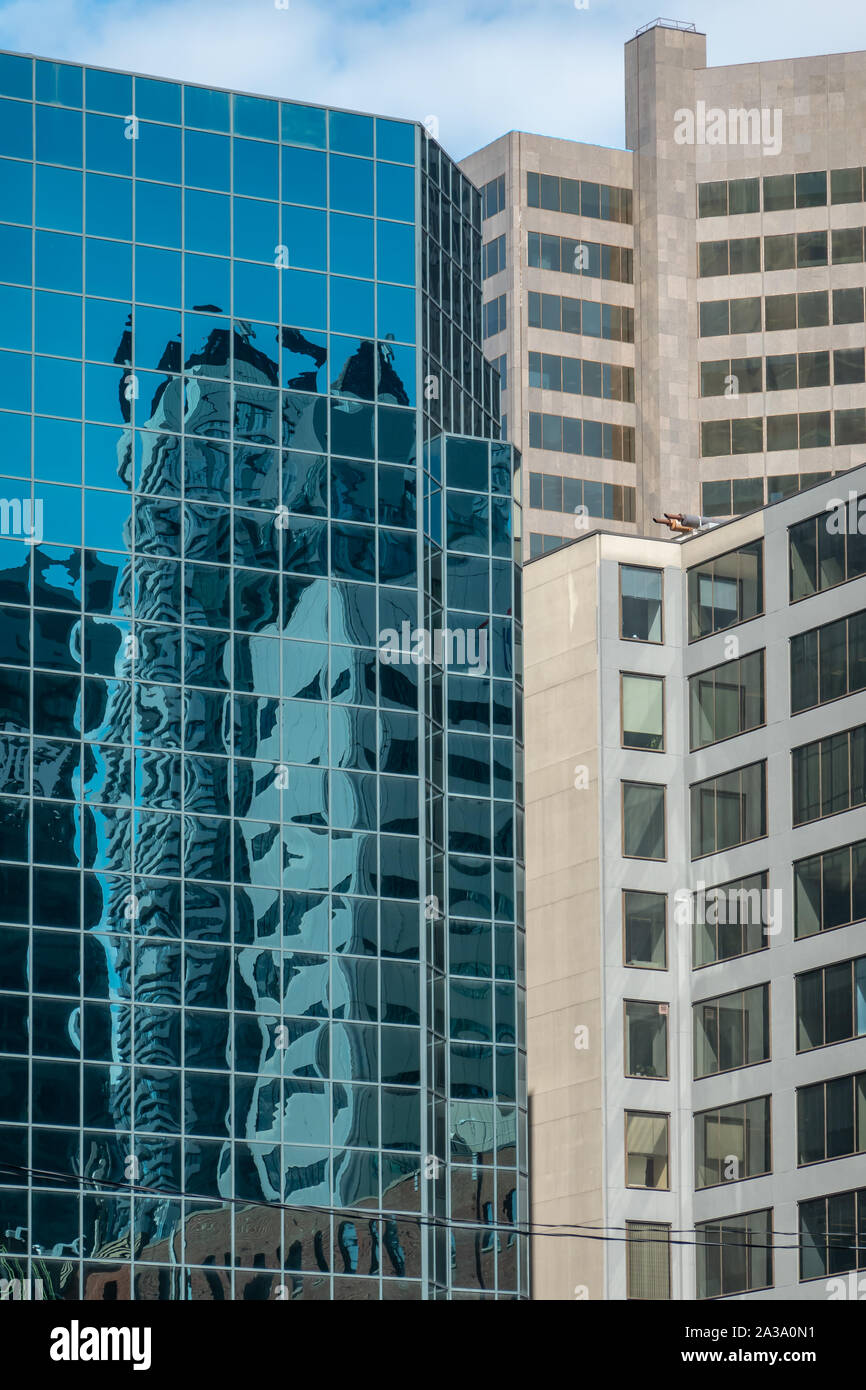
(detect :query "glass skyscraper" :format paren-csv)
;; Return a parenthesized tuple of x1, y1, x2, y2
(0, 50, 527, 1299)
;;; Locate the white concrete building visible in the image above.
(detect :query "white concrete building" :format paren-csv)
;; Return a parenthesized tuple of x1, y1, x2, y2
(524, 463, 866, 1299)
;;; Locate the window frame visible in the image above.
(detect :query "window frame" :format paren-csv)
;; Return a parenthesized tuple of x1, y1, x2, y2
(620, 670, 665, 753)
(689, 759, 768, 860)
(688, 647, 766, 751)
(624, 998, 670, 1080)
(693, 981, 771, 1079)
(624, 1109, 671, 1191)
(619, 563, 664, 645)
(623, 887, 668, 971)
(622, 780, 667, 861)
(693, 1094, 772, 1190)
(626, 1220, 671, 1300)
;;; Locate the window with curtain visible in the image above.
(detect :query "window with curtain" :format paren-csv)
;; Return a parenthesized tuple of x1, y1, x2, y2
(625, 1111, 670, 1189)
(626, 1221, 671, 1299)
(695, 1096, 771, 1189)
(621, 673, 664, 750)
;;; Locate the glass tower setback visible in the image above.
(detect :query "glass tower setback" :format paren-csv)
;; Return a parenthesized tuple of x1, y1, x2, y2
(0, 51, 526, 1300)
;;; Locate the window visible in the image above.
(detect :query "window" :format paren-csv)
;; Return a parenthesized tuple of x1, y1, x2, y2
(527, 230, 633, 284)
(797, 1070, 866, 1165)
(687, 541, 763, 640)
(624, 889, 666, 969)
(624, 1000, 668, 1078)
(799, 290, 830, 327)
(764, 233, 794, 272)
(794, 837, 866, 938)
(528, 532, 566, 558)
(689, 650, 764, 750)
(527, 171, 632, 224)
(800, 1187, 866, 1281)
(700, 417, 763, 456)
(796, 955, 866, 1052)
(700, 356, 762, 396)
(621, 673, 664, 751)
(789, 497, 866, 601)
(792, 723, 866, 826)
(528, 471, 636, 522)
(766, 350, 831, 391)
(763, 173, 794, 211)
(801, 350, 831, 388)
(528, 411, 635, 462)
(625, 1111, 669, 1189)
(527, 291, 634, 343)
(622, 781, 666, 860)
(697, 177, 759, 217)
(834, 347, 866, 385)
(696, 1209, 773, 1299)
(797, 170, 828, 207)
(831, 167, 864, 204)
(836, 407, 866, 445)
(797, 228, 828, 266)
(768, 471, 831, 504)
(694, 984, 770, 1078)
(833, 287, 865, 324)
(698, 296, 761, 337)
(482, 173, 505, 219)
(482, 294, 506, 338)
(691, 760, 766, 858)
(832, 226, 865, 264)
(764, 293, 796, 332)
(701, 478, 764, 517)
(626, 1222, 671, 1300)
(729, 177, 759, 214)
(695, 1096, 771, 1189)
(698, 237, 760, 277)
(791, 609, 866, 713)
(528, 351, 634, 402)
(764, 290, 830, 331)
(698, 180, 727, 218)
(693, 871, 770, 968)
(482, 234, 505, 279)
(620, 565, 662, 642)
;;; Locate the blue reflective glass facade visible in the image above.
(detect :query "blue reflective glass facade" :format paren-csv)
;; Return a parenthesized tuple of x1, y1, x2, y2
(0, 51, 526, 1299)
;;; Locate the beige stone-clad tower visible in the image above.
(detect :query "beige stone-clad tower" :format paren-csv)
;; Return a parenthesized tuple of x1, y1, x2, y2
(625, 23, 708, 530)
(463, 22, 866, 558)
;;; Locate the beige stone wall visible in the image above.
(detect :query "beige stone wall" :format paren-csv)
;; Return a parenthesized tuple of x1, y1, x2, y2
(524, 537, 605, 1299)
(462, 134, 637, 556)
(626, 28, 866, 524)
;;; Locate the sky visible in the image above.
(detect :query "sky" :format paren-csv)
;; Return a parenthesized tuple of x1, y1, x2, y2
(1, 0, 865, 160)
